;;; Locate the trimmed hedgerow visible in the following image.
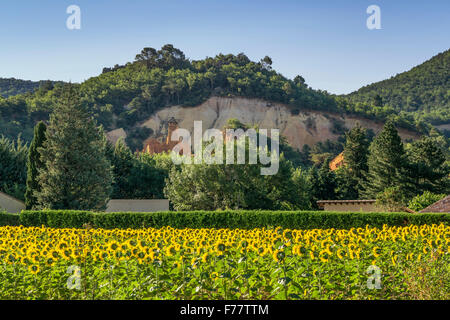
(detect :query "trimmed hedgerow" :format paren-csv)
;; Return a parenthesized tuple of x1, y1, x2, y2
(0, 211, 20, 226)
(14, 210, 450, 230)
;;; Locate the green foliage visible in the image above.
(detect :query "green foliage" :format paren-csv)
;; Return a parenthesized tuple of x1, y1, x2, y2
(35, 85, 113, 210)
(108, 139, 170, 199)
(346, 49, 450, 126)
(363, 120, 412, 199)
(0, 78, 51, 98)
(375, 186, 408, 212)
(25, 121, 47, 209)
(17, 209, 450, 230)
(335, 123, 370, 199)
(307, 160, 337, 208)
(164, 137, 301, 210)
(1, 44, 389, 148)
(309, 138, 344, 166)
(406, 136, 450, 195)
(0, 211, 20, 226)
(408, 191, 447, 212)
(0, 136, 28, 200)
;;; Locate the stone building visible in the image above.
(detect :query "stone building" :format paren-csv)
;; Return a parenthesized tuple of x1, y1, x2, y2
(142, 117, 180, 154)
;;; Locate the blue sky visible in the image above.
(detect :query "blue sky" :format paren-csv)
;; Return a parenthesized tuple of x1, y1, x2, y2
(0, 0, 448, 94)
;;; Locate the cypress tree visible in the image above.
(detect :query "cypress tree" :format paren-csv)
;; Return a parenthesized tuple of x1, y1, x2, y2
(35, 84, 113, 210)
(110, 138, 136, 199)
(25, 121, 47, 209)
(362, 120, 411, 199)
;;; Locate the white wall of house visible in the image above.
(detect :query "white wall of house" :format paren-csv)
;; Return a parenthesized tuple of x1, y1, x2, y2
(0, 192, 25, 213)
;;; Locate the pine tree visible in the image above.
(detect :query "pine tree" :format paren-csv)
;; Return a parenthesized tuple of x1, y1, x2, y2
(406, 137, 450, 195)
(307, 159, 337, 208)
(335, 123, 369, 199)
(25, 121, 47, 209)
(362, 120, 411, 200)
(35, 85, 113, 210)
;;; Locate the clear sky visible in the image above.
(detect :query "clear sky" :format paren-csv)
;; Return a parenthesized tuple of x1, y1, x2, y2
(0, 0, 448, 94)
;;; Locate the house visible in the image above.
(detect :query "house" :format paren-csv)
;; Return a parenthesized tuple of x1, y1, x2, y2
(106, 199, 170, 212)
(0, 191, 25, 213)
(142, 117, 180, 154)
(419, 195, 450, 213)
(329, 152, 344, 171)
(317, 199, 415, 213)
(317, 199, 379, 212)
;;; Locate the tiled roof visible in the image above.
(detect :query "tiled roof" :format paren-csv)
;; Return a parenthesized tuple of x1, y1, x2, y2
(317, 200, 376, 204)
(419, 195, 450, 213)
(0, 191, 25, 204)
(329, 152, 344, 171)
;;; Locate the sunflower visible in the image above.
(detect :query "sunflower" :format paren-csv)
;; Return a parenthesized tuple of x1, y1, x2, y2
(273, 250, 285, 262)
(28, 264, 40, 275)
(372, 246, 381, 258)
(49, 250, 60, 259)
(108, 242, 119, 252)
(45, 257, 55, 267)
(165, 245, 177, 257)
(422, 246, 431, 254)
(319, 250, 330, 263)
(337, 248, 346, 260)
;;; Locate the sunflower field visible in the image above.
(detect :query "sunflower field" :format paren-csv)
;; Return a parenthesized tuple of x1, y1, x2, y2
(0, 224, 449, 300)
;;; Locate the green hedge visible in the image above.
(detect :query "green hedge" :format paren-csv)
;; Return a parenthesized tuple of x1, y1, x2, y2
(0, 211, 20, 226)
(12, 210, 450, 230)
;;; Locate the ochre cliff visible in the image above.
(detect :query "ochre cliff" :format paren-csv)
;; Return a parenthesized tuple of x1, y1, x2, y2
(109, 96, 420, 151)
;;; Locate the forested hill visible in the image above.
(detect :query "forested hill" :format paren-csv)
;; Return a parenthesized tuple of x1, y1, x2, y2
(0, 78, 56, 98)
(0, 45, 341, 143)
(0, 45, 447, 145)
(345, 49, 449, 126)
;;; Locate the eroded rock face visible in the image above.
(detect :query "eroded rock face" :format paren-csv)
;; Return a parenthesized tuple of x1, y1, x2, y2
(105, 128, 127, 146)
(135, 96, 419, 150)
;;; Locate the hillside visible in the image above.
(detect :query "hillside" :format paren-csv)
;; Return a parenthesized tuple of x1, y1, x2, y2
(0, 78, 54, 98)
(1, 45, 447, 149)
(130, 96, 419, 151)
(345, 49, 450, 126)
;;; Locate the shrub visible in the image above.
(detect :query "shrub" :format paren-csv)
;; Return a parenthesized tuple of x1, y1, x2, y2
(16, 210, 450, 230)
(408, 191, 446, 212)
(0, 210, 20, 226)
(375, 186, 407, 212)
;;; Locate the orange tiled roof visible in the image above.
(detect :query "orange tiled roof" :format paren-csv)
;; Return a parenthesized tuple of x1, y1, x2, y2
(329, 152, 344, 171)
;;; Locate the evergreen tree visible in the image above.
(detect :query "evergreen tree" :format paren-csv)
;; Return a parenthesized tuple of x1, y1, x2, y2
(0, 136, 28, 200)
(335, 123, 369, 199)
(406, 137, 450, 195)
(36, 85, 113, 210)
(363, 120, 411, 200)
(109, 138, 135, 199)
(24, 121, 47, 209)
(307, 159, 337, 208)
